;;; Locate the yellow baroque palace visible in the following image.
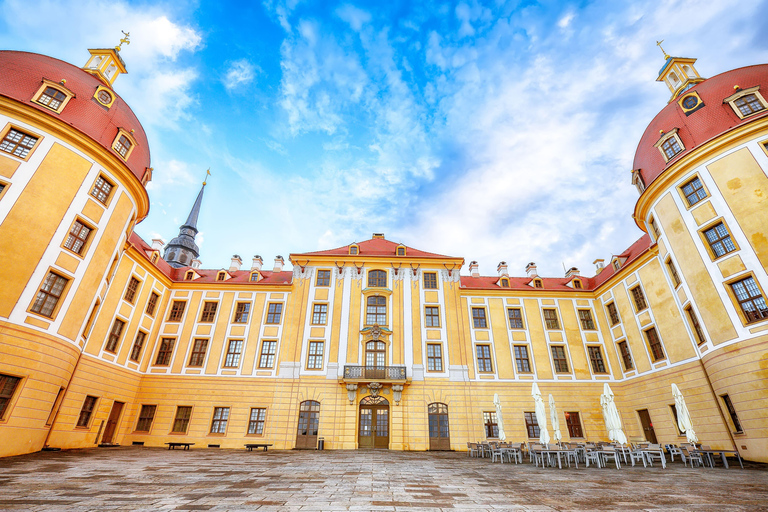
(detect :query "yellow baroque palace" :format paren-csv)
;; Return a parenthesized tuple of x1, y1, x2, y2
(1, 46, 767, 461)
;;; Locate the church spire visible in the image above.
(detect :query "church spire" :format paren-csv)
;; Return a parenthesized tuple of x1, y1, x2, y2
(163, 171, 210, 268)
(654, 42, 705, 102)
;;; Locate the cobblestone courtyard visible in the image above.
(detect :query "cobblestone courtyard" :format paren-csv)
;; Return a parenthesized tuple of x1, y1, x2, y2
(1, 448, 767, 511)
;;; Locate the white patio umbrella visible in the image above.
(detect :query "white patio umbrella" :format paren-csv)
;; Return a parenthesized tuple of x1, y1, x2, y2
(549, 394, 562, 444)
(672, 383, 698, 444)
(600, 383, 627, 445)
(532, 383, 550, 446)
(493, 393, 506, 441)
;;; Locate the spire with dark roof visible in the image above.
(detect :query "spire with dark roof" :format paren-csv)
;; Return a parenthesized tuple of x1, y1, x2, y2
(163, 174, 208, 268)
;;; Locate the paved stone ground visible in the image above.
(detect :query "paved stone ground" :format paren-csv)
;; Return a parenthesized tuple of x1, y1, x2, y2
(1, 448, 767, 511)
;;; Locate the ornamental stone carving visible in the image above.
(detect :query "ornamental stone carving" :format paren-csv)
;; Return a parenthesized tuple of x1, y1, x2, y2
(392, 384, 404, 405)
(367, 382, 382, 396)
(346, 383, 358, 404)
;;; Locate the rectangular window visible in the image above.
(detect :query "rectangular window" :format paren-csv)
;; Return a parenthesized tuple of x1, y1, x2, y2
(661, 135, 682, 160)
(617, 340, 634, 371)
(649, 217, 660, 238)
(507, 308, 523, 329)
(233, 302, 250, 323)
(155, 338, 175, 366)
(425, 306, 440, 327)
(145, 292, 159, 316)
(114, 135, 132, 158)
(216, 272, 226, 281)
(685, 306, 706, 345)
(645, 327, 665, 361)
(210, 407, 229, 434)
(543, 309, 560, 329)
(734, 93, 765, 117)
(730, 276, 768, 323)
(423, 272, 438, 289)
(312, 304, 328, 325)
(248, 408, 266, 435)
(551, 346, 569, 373)
(483, 411, 498, 438)
(90, 175, 113, 204)
(513, 345, 531, 373)
(64, 220, 91, 255)
(666, 259, 681, 288)
(606, 303, 620, 325)
(224, 339, 243, 368)
(704, 222, 736, 258)
(129, 331, 146, 362)
(172, 406, 192, 433)
(476, 344, 493, 372)
(266, 303, 283, 324)
(524, 411, 540, 439)
(0, 128, 38, 159)
(682, 176, 708, 207)
(630, 286, 647, 312)
(168, 301, 186, 322)
(307, 341, 324, 369)
(188, 339, 209, 367)
(588, 346, 607, 373)
(135, 405, 157, 432)
(45, 387, 65, 427)
(0, 374, 21, 419)
(578, 309, 596, 330)
(721, 394, 743, 433)
(565, 411, 583, 438)
(472, 307, 487, 328)
(124, 277, 140, 304)
(427, 344, 443, 371)
(259, 340, 277, 368)
(316, 270, 331, 287)
(31, 271, 68, 318)
(76, 395, 97, 428)
(200, 302, 218, 322)
(104, 318, 125, 353)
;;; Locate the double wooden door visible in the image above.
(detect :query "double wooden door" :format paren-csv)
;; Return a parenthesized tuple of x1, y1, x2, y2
(428, 403, 450, 450)
(359, 396, 389, 449)
(296, 400, 320, 449)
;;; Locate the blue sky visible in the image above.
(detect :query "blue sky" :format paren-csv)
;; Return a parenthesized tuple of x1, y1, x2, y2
(2, 0, 768, 278)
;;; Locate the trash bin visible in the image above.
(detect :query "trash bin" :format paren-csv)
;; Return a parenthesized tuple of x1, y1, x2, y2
(317, 437, 325, 450)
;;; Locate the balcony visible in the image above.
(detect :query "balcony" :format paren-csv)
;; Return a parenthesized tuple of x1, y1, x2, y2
(343, 365, 406, 382)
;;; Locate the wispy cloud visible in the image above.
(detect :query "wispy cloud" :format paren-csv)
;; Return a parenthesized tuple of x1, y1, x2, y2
(223, 59, 258, 91)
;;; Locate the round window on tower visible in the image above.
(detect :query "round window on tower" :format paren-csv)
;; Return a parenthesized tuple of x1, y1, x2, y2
(682, 95, 698, 109)
(97, 89, 112, 105)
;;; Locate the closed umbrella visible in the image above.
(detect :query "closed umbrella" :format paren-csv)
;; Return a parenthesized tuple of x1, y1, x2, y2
(600, 383, 627, 445)
(549, 394, 562, 444)
(493, 393, 506, 442)
(532, 383, 550, 446)
(672, 383, 698, 444)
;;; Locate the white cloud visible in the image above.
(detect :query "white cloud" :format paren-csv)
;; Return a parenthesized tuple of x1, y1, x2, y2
(222, 59, 257, 91)
(336, 4, 371, 32)
(557, 12, 575, 29)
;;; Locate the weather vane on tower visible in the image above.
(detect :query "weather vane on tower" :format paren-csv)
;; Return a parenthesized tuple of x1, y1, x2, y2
(115, 31, 131, 52)
(656, 40, 670, 60)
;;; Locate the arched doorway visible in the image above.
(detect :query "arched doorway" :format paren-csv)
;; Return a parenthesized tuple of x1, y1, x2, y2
(296, 400, 320, 449)
(359, 395, 389, 449)
(428, 403, 450, 450)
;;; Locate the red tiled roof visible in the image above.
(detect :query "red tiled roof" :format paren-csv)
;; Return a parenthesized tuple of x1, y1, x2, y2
(0, 51, 150, 184)
(587, 234, 653, 289)
(292, 237, 460, 260)
(633, 64, 768, 188)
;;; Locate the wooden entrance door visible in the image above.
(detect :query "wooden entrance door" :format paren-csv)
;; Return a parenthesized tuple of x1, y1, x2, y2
(358, 396, 389, 449)
(101, 401, 124, 444)
(428, 403, 450, 450)
(296, 400, 320, 449)
(637, 409, 657, 444)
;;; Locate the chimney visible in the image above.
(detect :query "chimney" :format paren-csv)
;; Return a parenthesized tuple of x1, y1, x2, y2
(497, 261, 508, 277)
(593, 259, 605, 274)
(273, 255, 284, 273)
(525, 262, 538, 278)
(469, 261, 479, 277)
(191, 258, 201, 269)
(151, 238, 165, 251)
(565, 267, 580, 278)
(372, 233, 385, 239)
(251, 255, 263, 271)
(229, 254, 243, 272)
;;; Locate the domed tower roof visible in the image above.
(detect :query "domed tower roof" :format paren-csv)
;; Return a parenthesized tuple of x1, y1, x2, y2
(0, 50, 151, 184)
(633, 64, 768, 189)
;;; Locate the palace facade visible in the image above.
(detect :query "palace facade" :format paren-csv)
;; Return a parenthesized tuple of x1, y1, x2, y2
(1, 46, 767, 460)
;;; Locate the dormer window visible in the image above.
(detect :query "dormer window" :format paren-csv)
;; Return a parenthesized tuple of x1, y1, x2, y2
(533, 279, 543, 288)
(112, 129, 137, 161)
(654, 129, 684, 162)
(33, 80, 74, 114)
(631, 169, 645, 195)
(151, 252, 159, 264)
(613, 260, 621, 271)
(723, 87, 767, 119)
(250, 271, 260, 282)
(217, 272, 227, 281)
(349, 244, 359, 255)
(573, 279, 582, 289)
(396, 245, 406, 256)
(500, 277, 509, 288)
(185, 271, 194, 281)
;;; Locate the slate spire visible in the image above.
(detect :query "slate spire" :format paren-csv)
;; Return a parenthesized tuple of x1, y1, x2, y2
(163, 171, 209, 268)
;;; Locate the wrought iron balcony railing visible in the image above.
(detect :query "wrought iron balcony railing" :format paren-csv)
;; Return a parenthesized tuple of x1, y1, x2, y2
(343, 365, 406, 381)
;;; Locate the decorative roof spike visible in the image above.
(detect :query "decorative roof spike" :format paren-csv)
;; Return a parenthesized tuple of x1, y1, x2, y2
(656, 40, 670, 60)
(115, 31, 131, 52)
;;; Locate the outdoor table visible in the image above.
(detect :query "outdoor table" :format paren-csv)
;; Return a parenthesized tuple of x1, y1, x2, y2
(694, 449, 743, 469)
(165, 442, 194, 450)
(540, 449, 579, 469)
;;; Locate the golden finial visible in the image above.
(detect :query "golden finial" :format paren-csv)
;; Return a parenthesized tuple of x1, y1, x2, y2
(115, 31, 131, 52)
(656, 40, 670, 60)
(202, 168, 211, 186)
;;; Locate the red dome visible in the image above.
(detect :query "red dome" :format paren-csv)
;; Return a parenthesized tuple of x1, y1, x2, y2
(0, 50, 150, 184)
(633, 64, 768, 188)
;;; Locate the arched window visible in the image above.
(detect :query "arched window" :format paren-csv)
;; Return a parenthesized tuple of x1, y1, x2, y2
(366, 341, 386, 367)
(366, 296, 387, 325)
(428, 403, 450, 450)
(368, 270, 387, 287)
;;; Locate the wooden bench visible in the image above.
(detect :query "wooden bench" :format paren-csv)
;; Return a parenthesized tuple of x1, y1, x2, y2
(165, 442, 194, 450)
(245, 443, 273, 452)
